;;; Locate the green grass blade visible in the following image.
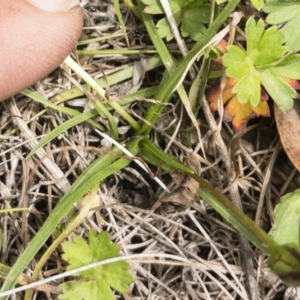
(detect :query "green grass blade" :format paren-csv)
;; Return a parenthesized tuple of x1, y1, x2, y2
(114, 0, 129, 45)
(140, 138, 194, 174)
(77, 49, 164, 55)
(124, 0, 141, 19)
(26, 109, 99, 159)
(64, 56, 120, 139)
(26, 86, 159, 159)
(21, 90, 105, 131)
(193, 174, 276, 255)
(137, 3, 203, 139)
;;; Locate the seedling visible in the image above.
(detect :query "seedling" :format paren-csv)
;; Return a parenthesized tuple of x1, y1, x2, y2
(59, 231, 134, 300)
(142, 0, 211, 41)
(208, 17, 300, 129)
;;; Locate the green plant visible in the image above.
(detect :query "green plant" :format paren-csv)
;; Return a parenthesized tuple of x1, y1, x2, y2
(142, 0, 211, 41)
(59, 231, 133, 300)
(2, 0, 300, 298)
(0, 137, 141, 299)
(204, 1, 300, 284)
(207, 16, 300, 129)
(223, 18, 300, 113)
(264, 0, 300, 52)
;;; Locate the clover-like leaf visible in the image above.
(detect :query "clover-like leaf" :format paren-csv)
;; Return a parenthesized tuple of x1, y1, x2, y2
(223, 46, 249, 78)
(59, 231, 134, 300)
(142, 0, 210, 41)
(180, 1, 210, 40)
(232, 71, 261, 106)
(260, 70, 296, 112)
(264, 0, 300, 51)
(156, 18, 175, 42)
(269, 189, 300, 246)
(223, 17, 300, 112)
(250, 0, 264, 10)
(223, 47, 262, 107)
(142, 0, 185, 15)
(142, 0, 164, 14)
(246, 18, 286, 66)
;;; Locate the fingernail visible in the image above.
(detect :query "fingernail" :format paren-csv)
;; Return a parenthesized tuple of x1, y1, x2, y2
(27, 0, 80, 12)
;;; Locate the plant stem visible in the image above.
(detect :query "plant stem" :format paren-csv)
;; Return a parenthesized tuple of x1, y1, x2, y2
(192, 173, 276, 255)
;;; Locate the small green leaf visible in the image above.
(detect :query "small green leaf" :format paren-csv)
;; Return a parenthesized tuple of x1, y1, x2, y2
(255, 27, 286, 66)
(271, 55, 300, 79)
(269, 189, 300, 245)
(246, 18, 265, 57)
(170, 0, 187, 11)
(142, 0, 164, 14)
(232, 72, 261, 106)
(181, 20, 206, 41)
(264, 0, 300, 51)
(222, 17, 300, 112)
(143, 0, 185, 15)
(246, 18, 286, 66)
(281, 16, 300, 51)
(156, 18, 174, 41)
(180, 2, 210, 40)
(223, 46, 249, 78)
(250, 0, 264, 10)
(59, 231, 134, 300)
(264, 1, 300, 22)
(143, 0, 210, 41)
(260, 70, 296, 112)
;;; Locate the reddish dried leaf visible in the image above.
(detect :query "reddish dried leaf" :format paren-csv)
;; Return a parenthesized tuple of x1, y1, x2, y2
(283, 78, 300, 90)
(275, 100, 300, 172)
(207, 78, 237, 111)
(250, 100, 270, 117)
(225, 96, 252, 130)
(214, 39, 228, 63)
(207, 76, 270, 130)
(218, 39, 228, 53)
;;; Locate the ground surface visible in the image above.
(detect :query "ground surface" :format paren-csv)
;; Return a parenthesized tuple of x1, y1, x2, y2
(1, 0, 300, 299)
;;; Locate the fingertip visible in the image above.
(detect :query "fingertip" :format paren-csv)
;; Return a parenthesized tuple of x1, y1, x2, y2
(0, 0, 83, 102)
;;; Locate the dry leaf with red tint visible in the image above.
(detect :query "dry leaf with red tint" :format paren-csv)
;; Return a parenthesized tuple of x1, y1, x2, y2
(251, 93, 269, 117)
(213, 39, 228, 63)
(206, 78, 237, 111)
(207, 77, 270, 130)
(283, 78, 300, 90)
(275, 100, 300, 172)
(224, 96, 252, 131)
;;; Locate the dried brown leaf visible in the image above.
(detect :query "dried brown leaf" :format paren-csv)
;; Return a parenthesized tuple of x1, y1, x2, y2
(275, 101, 300, 171)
